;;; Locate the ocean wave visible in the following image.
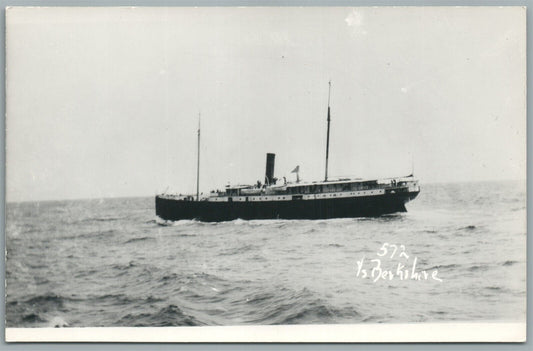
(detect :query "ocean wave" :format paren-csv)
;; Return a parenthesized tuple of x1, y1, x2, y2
(232, 218, 248, 225)
(89, 293, 164, 307)
(157, 271, 233, 296)
(111, 261, 137, 271)
(60, 229, 117, 241)
(223, 217, 361, 227)
(115, 304, 204, 327)
(430, 310, 448, 315)
(328, 243, 343, 248)
(22, 313, 46, 323)
(277, 303, 338, 324)
(245, 291, 277, 306)
(172, 233, 197, 237)
(238, 286, 357, 325)
(228, 218, 294, 227)
(189, 271, 227, 283)
(124, 236, 156, 244)
(427, 263, 459, 270)
(91, 293, 134, 306)
(5, 293, 78, 326)
(468, 265, 489, 272)
(26, 262, 49, 269)
(159, 273, 178, 282)
(12, 310, 70, 328)
(484, 286, 503, 291)
(49, 316, 70, 328)
(84, 216, 124, 222)
(362, 316, 382, 323)
(219, 244, 257, 256)
(251, 297, 354, 325)
(24, 293, 76, 307)
(156, 218, 200, 227)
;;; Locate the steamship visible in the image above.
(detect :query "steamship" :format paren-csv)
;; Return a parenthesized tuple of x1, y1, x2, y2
(155, 83, 420, 222)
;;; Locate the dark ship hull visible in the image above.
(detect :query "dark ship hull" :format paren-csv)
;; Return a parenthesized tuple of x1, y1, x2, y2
(155, 189, 419, 222)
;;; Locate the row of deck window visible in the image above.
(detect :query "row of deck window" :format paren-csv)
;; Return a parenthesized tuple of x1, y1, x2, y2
(209, 190, 381, 201)
(223, 182, 383, 197)
(287, 182, 378, 194)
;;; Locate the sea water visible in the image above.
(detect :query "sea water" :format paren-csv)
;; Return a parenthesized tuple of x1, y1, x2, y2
(5, 181, 526, 327)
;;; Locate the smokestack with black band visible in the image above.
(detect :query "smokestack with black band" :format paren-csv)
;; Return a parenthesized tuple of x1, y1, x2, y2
(265, 153, 275, 185)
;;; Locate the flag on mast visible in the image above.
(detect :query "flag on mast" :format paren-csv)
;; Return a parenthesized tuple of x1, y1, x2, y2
(291, 165, 300, 183)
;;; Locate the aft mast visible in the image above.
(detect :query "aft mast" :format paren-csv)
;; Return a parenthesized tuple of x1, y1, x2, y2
(196, 112, 201, 201)
(325, 81, 332, 181)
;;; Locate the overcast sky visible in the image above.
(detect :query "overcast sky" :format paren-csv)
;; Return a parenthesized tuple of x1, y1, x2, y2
(6, 7, 526, 202)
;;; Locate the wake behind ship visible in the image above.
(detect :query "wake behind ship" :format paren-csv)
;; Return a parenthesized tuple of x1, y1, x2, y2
(155, 83, 420, 222)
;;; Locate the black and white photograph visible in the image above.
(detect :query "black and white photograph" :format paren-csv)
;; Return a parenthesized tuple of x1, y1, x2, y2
(5, 6, 526, 342)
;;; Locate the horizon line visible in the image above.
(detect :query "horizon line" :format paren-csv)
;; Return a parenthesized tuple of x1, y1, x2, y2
(4, 178, 526, 204)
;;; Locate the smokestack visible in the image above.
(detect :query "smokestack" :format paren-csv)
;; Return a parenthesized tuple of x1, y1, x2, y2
(265, 153, 275, 185)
